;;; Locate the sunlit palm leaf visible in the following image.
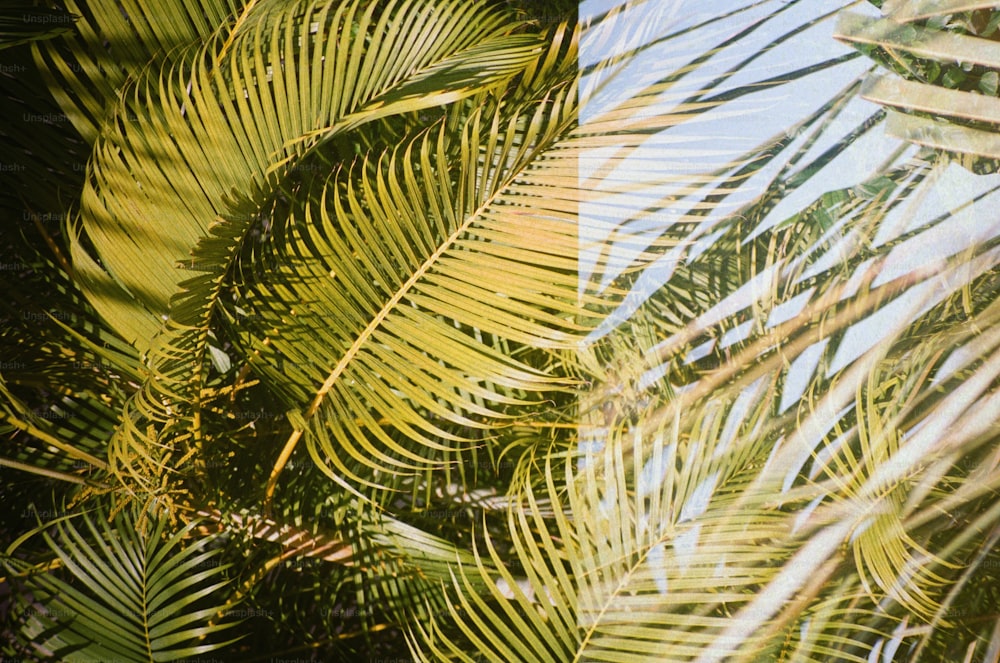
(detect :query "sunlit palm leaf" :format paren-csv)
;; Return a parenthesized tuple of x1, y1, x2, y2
(80, 0, 545, 504)
(417, 245, 1000, 661)
(408, 1, 1000, 660)
(74, 0, 543, 341)
(234, 79, 591, 494)
(4, 0, 999, 658)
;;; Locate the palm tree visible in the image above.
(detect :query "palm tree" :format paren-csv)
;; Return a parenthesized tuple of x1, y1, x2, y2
(1, 0, 998, 660)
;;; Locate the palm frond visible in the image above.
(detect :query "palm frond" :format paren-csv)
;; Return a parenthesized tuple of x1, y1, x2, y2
(416, 248, 1000, 661)
(74, 0, 543, 340)
(4, 0, 999, 658)
(406, 1, 1000, 660)
(0, 247, 138, 487)
(3, 508, 240, 661)
(34, 0, 243, 142)
(75, 0, 545, 508)
(239, 79, 588, 498)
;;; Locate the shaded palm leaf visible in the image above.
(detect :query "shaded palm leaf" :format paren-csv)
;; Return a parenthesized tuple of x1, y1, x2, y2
(34, 0, 243, 142)
(3, 508, 239, 661)
(0, 3, 77, 50)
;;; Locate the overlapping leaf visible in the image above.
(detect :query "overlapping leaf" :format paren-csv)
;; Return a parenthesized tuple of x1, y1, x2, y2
(73, 0, 544, 345)
(407, 1, 1000, 660)
(417, 224, 1000, 662)
(232, 76, 597, 492)
(4, 0, 1000, 659)
(73, 0, 546, 502)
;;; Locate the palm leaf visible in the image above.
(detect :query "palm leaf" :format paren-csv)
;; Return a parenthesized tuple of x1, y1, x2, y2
(73, 0, 544, 343)
(406, 1, 1000, 660)
(73, 0, 545, 505)
(33, 0, 243, 142)
(230, 3, 795, 502)
(3, 508, 239, 661)
(0, 248, 138, 486)
(417, 247, 1000, 662)
(5, 0, 999, 658)
(237, 75, 589, 497)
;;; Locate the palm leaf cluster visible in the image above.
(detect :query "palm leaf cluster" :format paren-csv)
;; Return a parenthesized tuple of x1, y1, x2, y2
(0, 0, 998, 660)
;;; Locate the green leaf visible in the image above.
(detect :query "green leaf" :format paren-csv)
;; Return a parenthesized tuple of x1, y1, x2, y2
(980, 70, 999, 96)
(4, 508, 240, 661)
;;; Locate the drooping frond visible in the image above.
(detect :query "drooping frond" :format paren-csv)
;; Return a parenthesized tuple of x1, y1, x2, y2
(73, 0, 545, 340)
(233, 73, 591, 495)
